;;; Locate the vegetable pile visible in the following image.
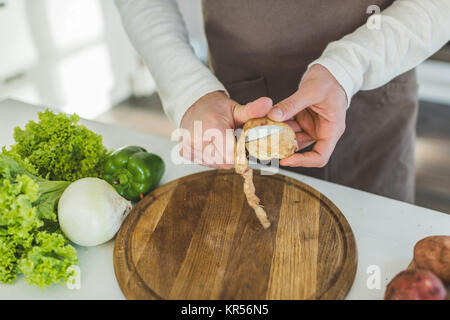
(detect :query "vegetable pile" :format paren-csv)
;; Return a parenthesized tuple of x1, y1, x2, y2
(0, 109, 165, 290)
(384, 235, 449, 300)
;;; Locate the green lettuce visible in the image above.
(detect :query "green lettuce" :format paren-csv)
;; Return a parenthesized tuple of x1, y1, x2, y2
(8, 109, 109, 181)
(0, 154, 77, 288)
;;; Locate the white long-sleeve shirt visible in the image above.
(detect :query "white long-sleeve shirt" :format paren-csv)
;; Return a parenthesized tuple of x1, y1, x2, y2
(115, 0, 450, 127)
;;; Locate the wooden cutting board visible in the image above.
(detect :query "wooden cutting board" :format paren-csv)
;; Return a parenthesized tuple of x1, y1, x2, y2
(114, 169, 357, 300)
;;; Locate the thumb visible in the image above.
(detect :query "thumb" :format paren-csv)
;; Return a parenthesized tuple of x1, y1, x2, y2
(268, 89, 317, 122)
(233, 97, 273, 127)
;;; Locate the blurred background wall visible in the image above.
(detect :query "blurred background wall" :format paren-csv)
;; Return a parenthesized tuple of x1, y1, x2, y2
(1, 0, 449, 116)
(0, 0, 449, 213)
(0, 0, 207, 118)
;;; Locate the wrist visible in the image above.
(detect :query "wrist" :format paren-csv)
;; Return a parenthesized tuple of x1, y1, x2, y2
(307, 61, 353, 108)
(306, 64, 348, 108)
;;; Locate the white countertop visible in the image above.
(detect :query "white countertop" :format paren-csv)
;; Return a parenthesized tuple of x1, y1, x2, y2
(0, 99, 449, 300)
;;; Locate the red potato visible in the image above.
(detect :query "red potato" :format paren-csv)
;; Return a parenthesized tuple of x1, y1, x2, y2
(384, 269, 447, 300)
(414, 235, 450, 284)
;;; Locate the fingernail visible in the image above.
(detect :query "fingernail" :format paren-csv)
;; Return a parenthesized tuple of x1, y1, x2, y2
(271, 108, 283, 120)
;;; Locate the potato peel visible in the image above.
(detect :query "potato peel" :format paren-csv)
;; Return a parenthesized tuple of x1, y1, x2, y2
(235, 117, 297, 229)
(235, 127, 270, 229)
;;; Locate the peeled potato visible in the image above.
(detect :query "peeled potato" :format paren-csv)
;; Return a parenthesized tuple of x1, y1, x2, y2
(243, 117, 298, 161)
(414, 235, 450, 284)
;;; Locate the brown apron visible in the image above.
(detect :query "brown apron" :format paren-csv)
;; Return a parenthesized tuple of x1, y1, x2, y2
(202, 0, 419, 203)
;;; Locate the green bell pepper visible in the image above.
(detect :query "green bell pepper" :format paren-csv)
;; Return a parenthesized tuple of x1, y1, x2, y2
(103, 146, 165, 201)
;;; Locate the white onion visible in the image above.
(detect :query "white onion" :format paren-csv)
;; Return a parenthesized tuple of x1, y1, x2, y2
(58, 177, 132, 247)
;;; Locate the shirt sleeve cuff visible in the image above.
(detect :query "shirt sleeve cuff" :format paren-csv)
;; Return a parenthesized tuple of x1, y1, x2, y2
(169, 81, 229, 128)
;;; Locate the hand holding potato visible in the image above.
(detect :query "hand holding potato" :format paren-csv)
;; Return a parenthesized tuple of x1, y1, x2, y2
(243, 117, 298, 161)
(179, 91, 273, 169)
(267, 64, 348, 168)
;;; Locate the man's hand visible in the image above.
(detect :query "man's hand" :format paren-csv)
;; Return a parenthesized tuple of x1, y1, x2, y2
(268, 64, 348, 168)
(180, 91, 272, 169)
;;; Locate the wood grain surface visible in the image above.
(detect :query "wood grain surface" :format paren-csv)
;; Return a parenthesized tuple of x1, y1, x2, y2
(114, 170, 357, 300)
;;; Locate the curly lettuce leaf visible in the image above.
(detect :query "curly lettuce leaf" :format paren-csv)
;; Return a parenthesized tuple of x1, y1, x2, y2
(8, 109, 109, 181)
(19, 232, 77, 289)
(0, 175, 41, 245)
(0, 155, 77, 288)
(0, 237, 20, 284)
(1, 146, 38, 176)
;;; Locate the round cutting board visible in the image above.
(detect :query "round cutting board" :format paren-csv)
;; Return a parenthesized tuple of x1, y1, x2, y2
(114, 170, 357, 300)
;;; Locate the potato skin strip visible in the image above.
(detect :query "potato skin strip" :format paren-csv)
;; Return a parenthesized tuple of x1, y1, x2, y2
(235, 129, 271, 229)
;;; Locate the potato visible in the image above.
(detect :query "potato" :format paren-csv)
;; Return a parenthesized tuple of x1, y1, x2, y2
(384, 269, 447, 300)
(414, 235, 450, 284)
(243, 117, 298, 160)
